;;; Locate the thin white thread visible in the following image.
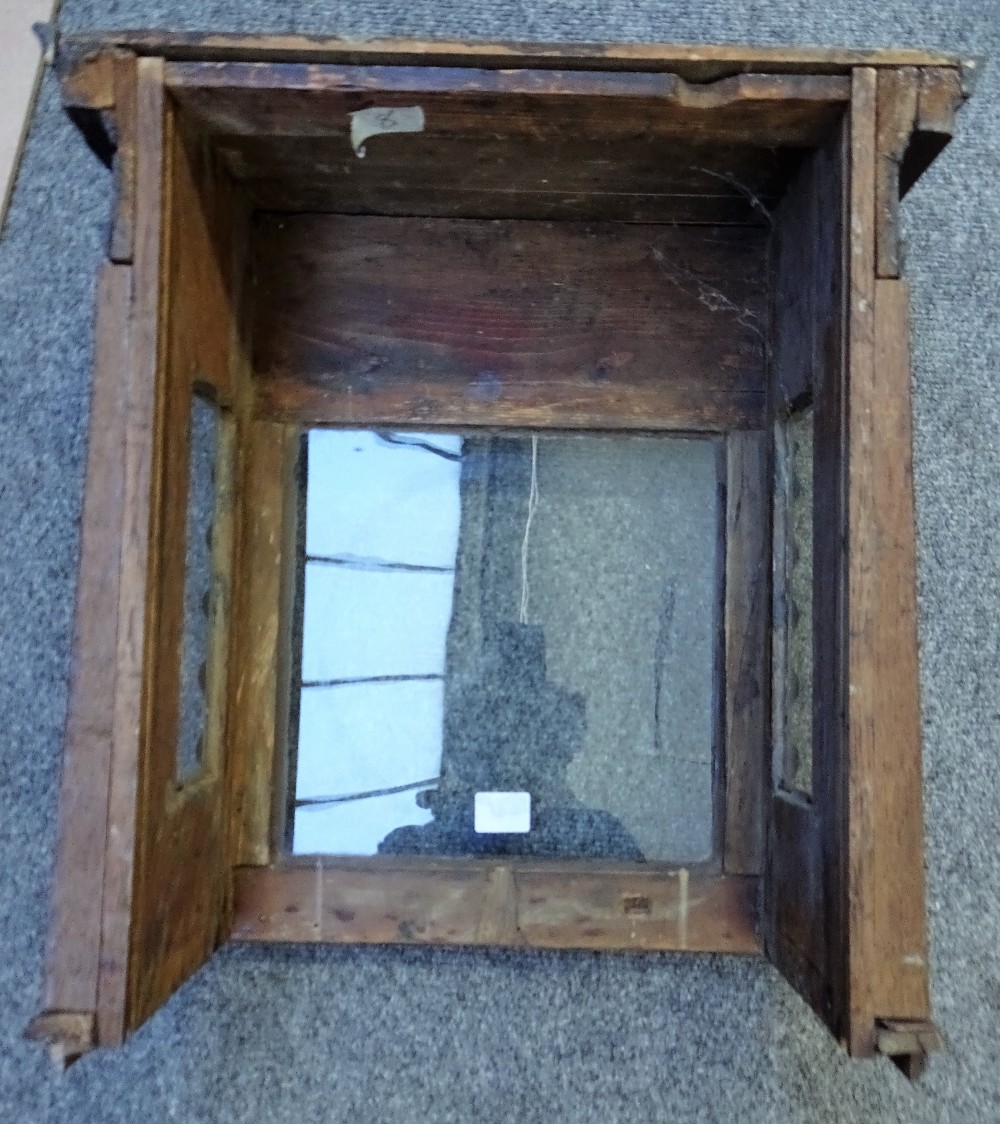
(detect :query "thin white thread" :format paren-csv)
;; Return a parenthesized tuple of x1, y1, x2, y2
(519, 436, 540, 624)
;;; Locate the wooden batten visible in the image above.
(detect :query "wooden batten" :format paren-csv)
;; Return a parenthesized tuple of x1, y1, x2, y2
(27, 262, 132, 1059)
(224, 421, 301, 870)
(232, 860, 760, 954)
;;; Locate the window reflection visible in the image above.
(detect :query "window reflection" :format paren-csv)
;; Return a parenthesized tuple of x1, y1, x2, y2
(292, 430, 718, 862)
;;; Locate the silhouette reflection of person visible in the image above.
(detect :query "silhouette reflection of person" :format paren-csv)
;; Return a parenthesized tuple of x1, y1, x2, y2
(377, 436, 642, 858)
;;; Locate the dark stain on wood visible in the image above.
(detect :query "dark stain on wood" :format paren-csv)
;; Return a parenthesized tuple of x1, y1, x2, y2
(250, 215, 767, 431)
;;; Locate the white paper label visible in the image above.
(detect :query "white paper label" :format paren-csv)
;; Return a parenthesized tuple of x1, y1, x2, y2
(474, 791, 531, 834)
(349, 105, 425, 158)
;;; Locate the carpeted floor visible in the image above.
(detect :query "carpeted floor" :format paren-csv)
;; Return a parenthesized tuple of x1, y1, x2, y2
(1, 2, 998, 1121)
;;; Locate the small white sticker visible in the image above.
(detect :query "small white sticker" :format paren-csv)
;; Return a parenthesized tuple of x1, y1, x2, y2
(474, 791, 531, 834)
(349, 105, 425, 158)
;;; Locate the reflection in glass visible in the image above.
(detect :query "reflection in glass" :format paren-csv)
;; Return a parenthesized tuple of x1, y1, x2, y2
(177, 394, 220, 783)
(291, 430, 719, 861)
(773, 407, 814, 797)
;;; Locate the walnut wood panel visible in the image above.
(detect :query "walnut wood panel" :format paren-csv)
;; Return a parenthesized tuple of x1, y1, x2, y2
(121, 70, 241, 1038)
(161, 65, 848, 224)
(863, 279, 930, 1023)
(232, 861, 760, 954)
(723, 431, 770, 876)
(225, 421, 301, 869)
(167, 63, 849, 137)
(219, 134, 802, 223)
(28, 263, 132, 1062)
(763, 107, 848, 1039)
(162, 109, 245, 406)
(251, 216, 767, 431)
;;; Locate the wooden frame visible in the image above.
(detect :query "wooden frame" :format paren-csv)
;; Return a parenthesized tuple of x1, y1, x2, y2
(28, 32, 966, 1077)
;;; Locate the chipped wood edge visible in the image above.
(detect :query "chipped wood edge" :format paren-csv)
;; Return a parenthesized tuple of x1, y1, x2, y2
(25, 1011, 96, 1070)
(876, 1018, 945, 1080)
(164, 62, 851, 106)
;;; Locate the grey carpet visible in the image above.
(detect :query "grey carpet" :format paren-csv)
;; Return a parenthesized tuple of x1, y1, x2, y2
(2, 1, 999, 1120)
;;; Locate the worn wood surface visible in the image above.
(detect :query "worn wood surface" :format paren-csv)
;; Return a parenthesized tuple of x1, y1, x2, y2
(763, 113, 847, 1036)
(225, 422, 300, 868)
(251, 215, 766, 431)
(723, 431, 769, 876)
(845, 271, 932, 1052)
(30, 264, 132, 1050)
(57, 31, 966, 84)
(96, 56, 165, 1047)
(168, 64, 847, 144)
(226, 136, 797, 223)
(162, 108, 244, 406)
(120, 68, 243, 1038)
(875, 68, 919, 279)
(163, 66, 844, 224)
(865, 280, 930, 1022)
(844, 66, 882, 1059)
(232, 860, 760, 953)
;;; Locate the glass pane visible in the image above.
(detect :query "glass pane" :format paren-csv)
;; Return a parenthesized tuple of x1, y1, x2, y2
(291, 430, 719, 861)
(773, 407, 814, 797)
(177, 394, 221, 784)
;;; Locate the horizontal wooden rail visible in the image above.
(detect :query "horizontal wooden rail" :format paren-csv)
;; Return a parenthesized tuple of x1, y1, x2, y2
(231, 858, 760, 954)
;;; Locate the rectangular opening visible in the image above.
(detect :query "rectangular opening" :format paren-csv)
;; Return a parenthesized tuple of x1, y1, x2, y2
(772, 404, 814, 798)
(176, 392, 223, 784)
(288, 428, 722, 863)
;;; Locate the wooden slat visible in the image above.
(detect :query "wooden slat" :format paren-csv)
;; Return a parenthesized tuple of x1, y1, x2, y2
(166, 60, 851, 105)
(226, 422, 300, 867)
(30, 263, 131, 1046)
(97, 56, 165, 1047)
(251, 215, 766, 431)
(845, 65, 881, 1059)
(57, 32, 965, 83)
(846, 277, 931, 1039)
(232, 861, 760, 954)
(723, 431, 769, 875)
(121, 68, 241, 1037)
(875, 68, 919, 279)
